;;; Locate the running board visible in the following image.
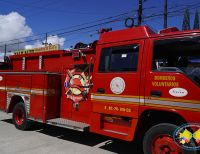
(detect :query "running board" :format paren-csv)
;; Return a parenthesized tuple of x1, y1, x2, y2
(47, 118, 90, 132)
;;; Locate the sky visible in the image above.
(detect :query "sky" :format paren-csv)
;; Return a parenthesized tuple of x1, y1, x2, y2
(0, 0, 199, 60)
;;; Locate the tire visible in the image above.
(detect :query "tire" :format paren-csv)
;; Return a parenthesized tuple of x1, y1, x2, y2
(143, 123, 197, 154)
(12, 103, 30, 130)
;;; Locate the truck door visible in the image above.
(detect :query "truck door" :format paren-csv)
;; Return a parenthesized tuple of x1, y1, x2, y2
(145, 37, 200, 113)
(92, 40, 144, 120)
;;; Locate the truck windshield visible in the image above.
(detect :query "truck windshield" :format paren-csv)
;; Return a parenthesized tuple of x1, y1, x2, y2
(153, 36, 200, 86)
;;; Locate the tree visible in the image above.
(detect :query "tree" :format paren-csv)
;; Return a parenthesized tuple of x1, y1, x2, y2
(182, 9, 191, 30)
(193, 10, 199, 29)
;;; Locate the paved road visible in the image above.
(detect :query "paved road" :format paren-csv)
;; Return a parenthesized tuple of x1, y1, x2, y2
(0, 111, 143, 154)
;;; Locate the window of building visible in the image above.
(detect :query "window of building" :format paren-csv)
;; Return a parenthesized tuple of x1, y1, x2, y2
(99, 45, 139, 72)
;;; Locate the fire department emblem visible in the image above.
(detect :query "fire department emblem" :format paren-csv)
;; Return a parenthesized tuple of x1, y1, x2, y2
(64, 69, 91, 104)
(110, 77, 125, 94)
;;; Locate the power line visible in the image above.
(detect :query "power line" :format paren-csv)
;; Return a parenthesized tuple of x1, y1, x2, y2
(0, 0, 112, 15)
(143, 3, 200, 21)
(143, 2, 200, 20)
(168, 1, 200, 10)
(0, 4, 163, 45)
(0, 10, 135, 45)
(1, 2, 200, 50)
(0, 14, 129, 48)
(0, 0, 62, 24)
(23, 1, 78, 18)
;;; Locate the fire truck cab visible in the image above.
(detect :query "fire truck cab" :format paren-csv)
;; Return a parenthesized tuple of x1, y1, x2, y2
(0, 26, 199, 154)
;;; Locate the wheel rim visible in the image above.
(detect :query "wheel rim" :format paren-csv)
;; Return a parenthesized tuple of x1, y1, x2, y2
(14, 107, 24, 126)
(152, 134, 184, 154)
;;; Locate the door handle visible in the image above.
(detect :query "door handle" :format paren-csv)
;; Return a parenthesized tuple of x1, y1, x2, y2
(97, 88, 105, 94)
(151, 90, 162, 97)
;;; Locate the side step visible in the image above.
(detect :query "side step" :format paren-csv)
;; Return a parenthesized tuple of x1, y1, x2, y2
(47, 118, 90, 132)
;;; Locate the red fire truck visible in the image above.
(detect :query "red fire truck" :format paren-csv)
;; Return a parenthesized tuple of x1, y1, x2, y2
(0, 26, 199, 154)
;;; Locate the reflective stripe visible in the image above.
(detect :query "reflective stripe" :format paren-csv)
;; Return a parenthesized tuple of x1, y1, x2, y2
(0, 72, 59, 75)
(91, 94, 140, 103)
(91, 94, 200, 110)
(6, 87, 30, 93)
(145, 99, 200, 109)
(0, 87, 5, 90)
(140, 98, 145, 103)
(31, 89, 48, 95)
(0, 86, 48, 95)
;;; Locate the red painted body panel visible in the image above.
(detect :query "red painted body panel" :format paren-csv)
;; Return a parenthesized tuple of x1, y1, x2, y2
(0, 26, 199, 142)
(6, 75, 31, 89)
(44, 74, 61, 120)
(139, 105, 200, 123)
(92, 101, 138, 117)
(29, 74, 45, 120)
(30, 94, 44, 119)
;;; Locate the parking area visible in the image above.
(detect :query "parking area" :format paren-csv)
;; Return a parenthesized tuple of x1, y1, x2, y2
(0, 111, 143, 154)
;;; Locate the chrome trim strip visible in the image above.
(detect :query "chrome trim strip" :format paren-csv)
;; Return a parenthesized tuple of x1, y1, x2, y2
(47, 121, 85, 132)
(31, 89, 48, 95)
(91, 94, 200, 110)
(91, 95, 140, 103)
(0, 86, 48, 95)
(0, 72, 60, 75)
(6, 87, 30, 93)
(0, 87, 5, 90)
(145, 99, 200, 109)
(103, 129, 128, 136)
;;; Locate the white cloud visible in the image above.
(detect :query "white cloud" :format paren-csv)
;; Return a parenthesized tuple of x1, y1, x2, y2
(0, 12, 32, 61)
(25, 35, 65, 49)
(0, 12, 66, 61)
(0, 12, 32, 43)
(24, 41, 41, 49)
(47, 35, 65, 47)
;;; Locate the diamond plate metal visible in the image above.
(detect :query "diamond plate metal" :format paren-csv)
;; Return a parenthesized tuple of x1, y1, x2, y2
(47, 118, 90, 131)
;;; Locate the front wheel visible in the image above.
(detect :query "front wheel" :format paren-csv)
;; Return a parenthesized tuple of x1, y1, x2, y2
(12, 103, 30, 130)
(143, 123, 197, 154)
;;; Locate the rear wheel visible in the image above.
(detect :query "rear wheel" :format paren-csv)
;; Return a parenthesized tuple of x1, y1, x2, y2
(143, 123, 197, 154)
(12, 103, 30, 130)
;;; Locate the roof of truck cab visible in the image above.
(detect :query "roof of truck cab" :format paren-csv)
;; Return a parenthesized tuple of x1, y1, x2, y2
(98, 26, 200, 44)
(98, 26, 155, 44)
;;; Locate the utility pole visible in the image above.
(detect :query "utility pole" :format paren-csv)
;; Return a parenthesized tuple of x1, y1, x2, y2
(45, 33, 48, 46)
(164, 0, 168, 29)
(42, 33, 48, 46)
(4, 44, 7, 57)
(138, 0, 143, 26)
(18, 39, 20, 51)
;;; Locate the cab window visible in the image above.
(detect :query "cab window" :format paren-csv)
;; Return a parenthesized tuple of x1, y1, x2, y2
(99, 45, 139, 72)
(153, 37, 200, 86)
